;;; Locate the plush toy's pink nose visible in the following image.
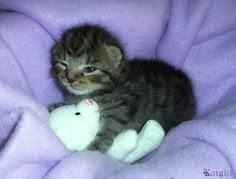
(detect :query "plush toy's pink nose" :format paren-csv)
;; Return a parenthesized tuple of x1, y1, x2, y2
(85, 99, 94, 106)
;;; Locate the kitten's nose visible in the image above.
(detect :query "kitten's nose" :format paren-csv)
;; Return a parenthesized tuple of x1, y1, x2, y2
(67, 77, 75, 83)
(66, 72, 78, 83)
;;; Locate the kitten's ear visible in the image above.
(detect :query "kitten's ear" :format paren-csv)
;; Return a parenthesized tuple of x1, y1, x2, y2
(105, 45, 123, 68)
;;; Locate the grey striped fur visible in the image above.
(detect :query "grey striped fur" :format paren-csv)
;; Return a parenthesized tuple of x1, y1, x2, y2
(51, 25, 196, 152)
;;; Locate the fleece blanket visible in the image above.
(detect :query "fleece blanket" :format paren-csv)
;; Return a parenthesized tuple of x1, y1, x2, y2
(0, 0, 236, 178)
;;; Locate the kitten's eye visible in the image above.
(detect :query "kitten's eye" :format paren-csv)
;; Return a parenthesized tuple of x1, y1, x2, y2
(83, 67, 97, 73)
(56, 61, 68, 69)
(60, 61, 68, 67)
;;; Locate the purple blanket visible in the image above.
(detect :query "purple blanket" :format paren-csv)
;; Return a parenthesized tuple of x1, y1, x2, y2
(0, 0, 236, 178)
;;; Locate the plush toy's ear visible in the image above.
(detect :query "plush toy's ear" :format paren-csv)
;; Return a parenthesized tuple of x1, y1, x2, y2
(85, 99, 95, 106)
(105, 45, 123, 69)
(76, 99, 99, 119)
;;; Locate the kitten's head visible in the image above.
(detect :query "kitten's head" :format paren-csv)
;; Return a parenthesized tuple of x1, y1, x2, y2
(52, 25, 125, 95)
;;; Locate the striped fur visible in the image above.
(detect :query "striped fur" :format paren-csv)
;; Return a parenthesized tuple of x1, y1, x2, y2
(51, 25, 196, 152)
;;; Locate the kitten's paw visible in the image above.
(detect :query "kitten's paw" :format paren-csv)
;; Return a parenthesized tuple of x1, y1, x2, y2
(48, 103, 66, 112)
(87, 135, 113, 153)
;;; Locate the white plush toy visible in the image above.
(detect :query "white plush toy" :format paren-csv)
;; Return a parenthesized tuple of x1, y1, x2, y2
(49, 99, 165, 163)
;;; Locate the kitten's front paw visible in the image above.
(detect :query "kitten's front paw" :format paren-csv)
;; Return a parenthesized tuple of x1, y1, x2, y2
(87, 135, 113, 153)
(48, 102, 66, 112)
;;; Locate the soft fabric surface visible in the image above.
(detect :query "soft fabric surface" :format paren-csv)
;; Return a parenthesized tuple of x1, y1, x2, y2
(0, 0, 236, 178)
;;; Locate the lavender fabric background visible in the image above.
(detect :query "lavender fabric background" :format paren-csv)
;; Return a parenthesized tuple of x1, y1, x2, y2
(0, 0, 236, 178)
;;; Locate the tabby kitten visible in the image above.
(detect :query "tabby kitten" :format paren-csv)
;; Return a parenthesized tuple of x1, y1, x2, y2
(51, 25, 196, 152)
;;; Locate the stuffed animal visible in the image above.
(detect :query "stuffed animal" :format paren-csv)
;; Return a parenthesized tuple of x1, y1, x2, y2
(49, 99, 165, 163)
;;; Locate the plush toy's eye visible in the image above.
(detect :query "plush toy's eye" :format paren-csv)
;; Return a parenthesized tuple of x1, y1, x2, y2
(75, 112, 81, 115)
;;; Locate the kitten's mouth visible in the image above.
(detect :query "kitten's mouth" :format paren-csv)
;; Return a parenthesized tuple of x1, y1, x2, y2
(70, 83, 80, 90)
